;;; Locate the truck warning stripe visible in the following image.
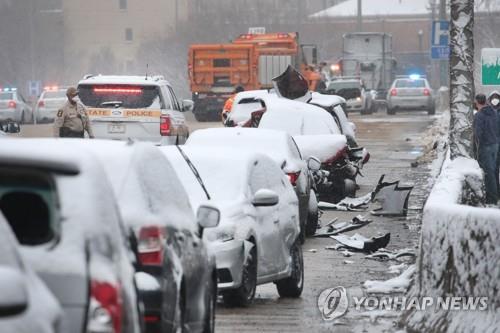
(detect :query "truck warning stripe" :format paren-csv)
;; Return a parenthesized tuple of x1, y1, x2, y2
(88, 108, 162, 118)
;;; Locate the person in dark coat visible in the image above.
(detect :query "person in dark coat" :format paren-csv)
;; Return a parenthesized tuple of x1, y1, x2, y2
(490, 91, 500, 197)
(474, 93, 499, 204)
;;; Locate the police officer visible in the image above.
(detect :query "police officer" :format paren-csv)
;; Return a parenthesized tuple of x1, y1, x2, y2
(54, 87, 94, 138)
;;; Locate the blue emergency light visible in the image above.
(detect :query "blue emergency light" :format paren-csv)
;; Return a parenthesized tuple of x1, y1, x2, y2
(409, 74, 421, 80)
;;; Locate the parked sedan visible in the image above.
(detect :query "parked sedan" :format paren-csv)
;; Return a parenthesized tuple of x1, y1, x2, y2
(324, 78, 374, 115)
(0, 213, 62, 333)
(0, 89, 33, 124)
(186, 127, 319, 239)
(0, 139, 143, 333)
(159, 146, 304, 307)
(79, 140, 219, 333)
(387, 76, 435, 115)
(35, 87, 67, 124)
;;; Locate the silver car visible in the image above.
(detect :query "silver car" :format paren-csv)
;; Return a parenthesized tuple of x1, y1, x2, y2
(160, 146, 304, 307)
(0, 89, 33, 124)
(35, 88, 67, 124)
(324, 79, 374, 115)
(77, 75, 191, 145)
(0, 139, 142, 333)
(387, 77, 435, 115)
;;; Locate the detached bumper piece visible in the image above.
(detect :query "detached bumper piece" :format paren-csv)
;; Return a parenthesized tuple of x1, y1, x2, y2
(330, 233, 391, 253)
(370, 175, 413, 216)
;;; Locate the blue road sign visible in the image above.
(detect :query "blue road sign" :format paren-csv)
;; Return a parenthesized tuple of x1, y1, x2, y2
(28, 80, 41, 97)
(431, 20, 450, 60)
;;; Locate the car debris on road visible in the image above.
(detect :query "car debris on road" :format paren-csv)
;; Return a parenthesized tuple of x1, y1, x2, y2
(314, 215, 372, 237)
(330, 233, 391, 253)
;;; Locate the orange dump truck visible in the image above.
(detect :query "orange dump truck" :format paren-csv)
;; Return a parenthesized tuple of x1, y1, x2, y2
(188, 32, 321, 121)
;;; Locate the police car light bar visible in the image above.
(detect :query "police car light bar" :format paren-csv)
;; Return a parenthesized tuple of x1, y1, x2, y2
(44, 86, 59, 91)
(2, 88, 17, 92)
(409, 74, 421, 80)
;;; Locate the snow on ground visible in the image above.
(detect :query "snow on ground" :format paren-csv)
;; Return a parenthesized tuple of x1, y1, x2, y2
(363, 265, 415, 294)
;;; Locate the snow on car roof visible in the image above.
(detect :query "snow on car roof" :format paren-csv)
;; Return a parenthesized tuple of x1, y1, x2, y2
(233, 89, 274, 102)
(69, 140, 196, 231)
(78, 75, 170, 86)
(259, 97, 342, 136)
(186, 127, 303, 170)
(310, 92, 346, 107)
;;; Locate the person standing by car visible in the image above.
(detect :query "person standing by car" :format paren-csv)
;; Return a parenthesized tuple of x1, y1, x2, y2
(474, 93, 499, 204)
(53, 87, 94, 138)
(222, 85, 244, 122)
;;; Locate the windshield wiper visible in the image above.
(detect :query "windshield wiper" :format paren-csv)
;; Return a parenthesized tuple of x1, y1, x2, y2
(176, 146, 211, 200)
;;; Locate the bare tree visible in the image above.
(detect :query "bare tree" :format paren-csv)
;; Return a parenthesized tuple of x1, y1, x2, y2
(449, 0, 474, 159)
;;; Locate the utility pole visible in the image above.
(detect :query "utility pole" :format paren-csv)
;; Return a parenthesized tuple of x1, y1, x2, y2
(439, 0, 448, 87)
(449, 0, 474, 159)
(357, 0, 362, 31)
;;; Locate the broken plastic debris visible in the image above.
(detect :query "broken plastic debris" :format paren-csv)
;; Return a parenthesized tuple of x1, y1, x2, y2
(343, 260, 355, 264)
(330, 233, 391, 253)
(370, 175, 413, 216)
(364, 248, 416, 261)
(308, 249, 318, 253)
(363, 265, 416, 294)
(314, 215, 372, 237)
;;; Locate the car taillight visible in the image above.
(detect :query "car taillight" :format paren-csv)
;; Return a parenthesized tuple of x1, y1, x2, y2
(38, 100, 45, 107)
(390, 89, 397, 96)
(287, 172, 301, 186)
(324, 146, 348, 165)
(160, 115, 171, 136)
(8, 101, 16, 108)
(87, 280, 122, 333)
(138, 226, 165, 266)
(423, 88, 430, 96)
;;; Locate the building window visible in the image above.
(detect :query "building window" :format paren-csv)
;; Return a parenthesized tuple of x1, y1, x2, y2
(119, 0, 127, 10)
(125, 28, 133, 42)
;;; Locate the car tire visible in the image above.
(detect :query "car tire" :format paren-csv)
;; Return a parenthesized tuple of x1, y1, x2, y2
(387, 107, 396, 115)
(203, 277, 217, 333)
(275, 240, 304, 298)
(305, 190, 319, 237)
(222, 246, 257, 307)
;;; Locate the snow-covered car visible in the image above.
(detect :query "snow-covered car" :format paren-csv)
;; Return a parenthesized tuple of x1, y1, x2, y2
(0, 139, 142, 333)
(35, 87, 67, 124)
(186, 127, 319, 238)
(0, 88, 33, 124)
(386, 76, 435, 115)
(224, 90, 274, 126)
(77, 75, 191, 145)
(159, 146, 304, 307)
(77, 140, 219, 333)
(324, 78, 375, 115)
(0, 213, 62, 333)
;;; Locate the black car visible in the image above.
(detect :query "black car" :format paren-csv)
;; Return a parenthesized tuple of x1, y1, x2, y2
(79, 140, 220, 333)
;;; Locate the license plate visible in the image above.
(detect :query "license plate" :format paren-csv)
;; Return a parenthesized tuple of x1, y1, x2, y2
(108, 123, 125, 133)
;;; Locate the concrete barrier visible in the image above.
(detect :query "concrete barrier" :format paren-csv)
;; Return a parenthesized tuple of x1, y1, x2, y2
(403, 154, 500, 332)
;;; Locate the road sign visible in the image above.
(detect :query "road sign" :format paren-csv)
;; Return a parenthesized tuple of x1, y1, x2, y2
(481, 48, 500, 85)
(28, 80, 41, 97)
(431, 20, 450, 60)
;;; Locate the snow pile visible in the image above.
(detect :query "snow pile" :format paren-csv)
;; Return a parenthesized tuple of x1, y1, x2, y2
(363, 265, 415, 294)
(403, 156, 500, 332)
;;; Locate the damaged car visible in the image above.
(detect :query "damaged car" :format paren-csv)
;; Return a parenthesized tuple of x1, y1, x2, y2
(159, 146, 304, 307)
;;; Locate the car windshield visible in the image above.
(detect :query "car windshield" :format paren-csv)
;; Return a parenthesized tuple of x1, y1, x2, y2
(327, 81, 361, 91)
(78, 84, 163, 109)
(43, 90, 67, 99)
(0, 92, 13, 100)
(325, 81, 361, 99)
(395, 79, 426, 88)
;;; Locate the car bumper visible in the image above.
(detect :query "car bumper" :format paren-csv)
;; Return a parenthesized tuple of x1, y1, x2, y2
(0, 109, 21, 122)
(345, 100, 363, 111)
(387, 96, 432, 109)
(36, 108, 58, 122)
(210, 239, 247, 291)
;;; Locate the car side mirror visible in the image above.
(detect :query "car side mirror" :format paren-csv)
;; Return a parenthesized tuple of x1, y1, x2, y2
(307, 156, 322, 172)
(182, 99, 194, 112)
(197, 205, 220, 237)
(0, 267, 28, 317)
(1, 121, 21, 134)
(252, 189, 279, 207)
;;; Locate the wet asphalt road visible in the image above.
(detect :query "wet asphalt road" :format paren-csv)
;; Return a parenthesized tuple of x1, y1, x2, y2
(18, 109, 438, 332)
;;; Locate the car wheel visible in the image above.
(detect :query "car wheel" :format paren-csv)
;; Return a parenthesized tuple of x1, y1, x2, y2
(275, 240, 304, 298)
(387, 107, 396, 115)
(305, 190, 319, 237)
(203, 277, 216, 333)
(223, 246, 257, 307)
